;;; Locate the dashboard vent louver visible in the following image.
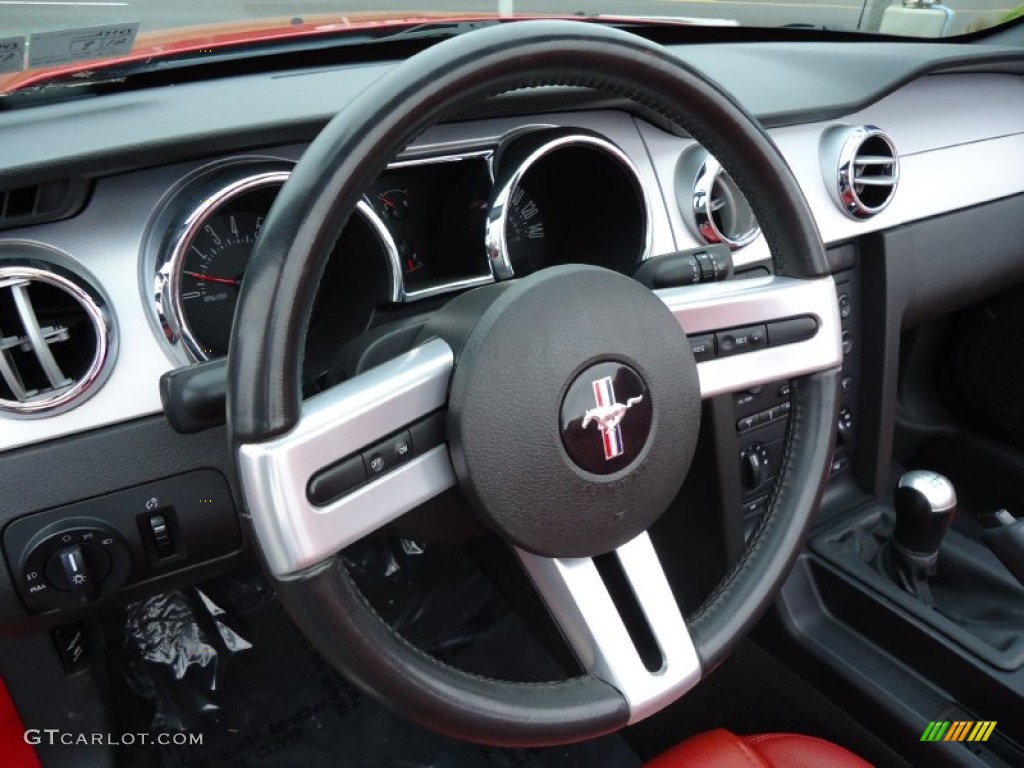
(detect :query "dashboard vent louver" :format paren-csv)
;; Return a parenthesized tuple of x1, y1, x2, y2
(0, 179, 90, 232)
(675, 149, 760, 250)
(823, 125, 899, 220)
(0, 264, 113, 416)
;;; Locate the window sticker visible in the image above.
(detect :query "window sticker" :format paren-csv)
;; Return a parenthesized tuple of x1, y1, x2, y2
(28, 22, 139, 68)
(0, 37, 26, 74)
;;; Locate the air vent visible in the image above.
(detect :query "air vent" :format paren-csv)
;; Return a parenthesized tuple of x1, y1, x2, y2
(0, 264, 113, 416)
(0, 179, 90, 232)
(676, 150, 759, 250)
(823, 125, 899, 220)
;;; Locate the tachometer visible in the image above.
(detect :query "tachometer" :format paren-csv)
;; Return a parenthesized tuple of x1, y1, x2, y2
(179, 200, 268, 359)
(155, 167, 400, 363)
(161, 173, 284, 362)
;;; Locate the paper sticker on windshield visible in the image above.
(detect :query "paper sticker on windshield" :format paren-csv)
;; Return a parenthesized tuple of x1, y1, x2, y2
(28, 22, 139, 68)
(0, 37, 26, 74)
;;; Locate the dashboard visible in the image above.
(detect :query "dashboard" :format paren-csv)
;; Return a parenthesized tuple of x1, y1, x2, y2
(2, 33, 1024, 632)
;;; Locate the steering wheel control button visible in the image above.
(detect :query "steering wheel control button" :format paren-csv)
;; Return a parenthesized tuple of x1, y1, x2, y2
(766, 316, 819, 346)
(715, 324, 766, 357)
(364, 429, 414, 477)
(308, 455, 368, 506)
(307, 414, 444, 507)
(561, 362, 653, 476)
(689, 334, 716, 362)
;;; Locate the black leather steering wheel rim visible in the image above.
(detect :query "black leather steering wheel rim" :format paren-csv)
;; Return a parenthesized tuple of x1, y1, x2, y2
(229, 19, 840, 747)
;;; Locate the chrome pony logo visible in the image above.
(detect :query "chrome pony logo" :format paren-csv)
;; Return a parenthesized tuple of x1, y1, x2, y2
(581, 376, 644, 460)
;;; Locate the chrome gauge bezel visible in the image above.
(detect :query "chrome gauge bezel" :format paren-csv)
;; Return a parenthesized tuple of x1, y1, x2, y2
(387, 149, 498, 302)
(153, 164, 402, 363)
(486, 132, 653, 279)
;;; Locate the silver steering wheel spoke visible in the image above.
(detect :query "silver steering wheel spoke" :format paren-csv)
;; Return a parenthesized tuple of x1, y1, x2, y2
(237, 338, 457, 577)
(517, 532, 702, 723)
(656, 275, 843, 398)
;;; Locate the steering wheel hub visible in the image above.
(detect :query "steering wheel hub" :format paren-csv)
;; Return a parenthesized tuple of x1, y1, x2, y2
(445, 264, 701, 558)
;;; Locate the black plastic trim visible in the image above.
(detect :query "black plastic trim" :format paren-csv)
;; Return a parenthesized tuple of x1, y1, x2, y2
(0, 415, 244, 634)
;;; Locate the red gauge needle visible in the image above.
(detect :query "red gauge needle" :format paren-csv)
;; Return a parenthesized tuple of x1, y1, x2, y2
(184, 271, 241, 287)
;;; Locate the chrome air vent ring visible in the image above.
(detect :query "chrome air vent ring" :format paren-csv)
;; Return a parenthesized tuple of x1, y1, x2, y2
(823, 125, 899, 219)
(676, 148, 760, 250)
(0, 261, 114, 416)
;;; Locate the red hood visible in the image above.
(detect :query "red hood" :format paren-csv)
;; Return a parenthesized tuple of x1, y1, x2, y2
(0, 12, 731, 95)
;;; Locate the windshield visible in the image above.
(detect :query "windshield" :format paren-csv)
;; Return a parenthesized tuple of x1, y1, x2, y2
(2, 1, 1021, 94)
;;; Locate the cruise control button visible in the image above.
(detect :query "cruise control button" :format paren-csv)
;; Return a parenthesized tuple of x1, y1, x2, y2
(766, 316, 818, 346)
(716, 325, 767, 357)
(690, 334, 715, 362)
(364, 429, 414, 478)
(308, 455, 367, 506)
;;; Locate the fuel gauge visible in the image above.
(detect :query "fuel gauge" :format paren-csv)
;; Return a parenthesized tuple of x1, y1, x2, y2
(376, 188, 409, 220)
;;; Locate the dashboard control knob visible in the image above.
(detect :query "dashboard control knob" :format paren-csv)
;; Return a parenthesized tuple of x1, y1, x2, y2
(47, 544, 107, 603)
(17, 519, 130, 612)
(739, 443, 769, 491)
(837, 406, 853, 444)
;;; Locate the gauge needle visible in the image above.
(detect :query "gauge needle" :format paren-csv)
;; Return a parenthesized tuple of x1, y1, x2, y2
(184, 271, 242, 287)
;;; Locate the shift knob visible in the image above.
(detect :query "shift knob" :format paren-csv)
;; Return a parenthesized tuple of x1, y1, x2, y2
(892, 470, 957, 573)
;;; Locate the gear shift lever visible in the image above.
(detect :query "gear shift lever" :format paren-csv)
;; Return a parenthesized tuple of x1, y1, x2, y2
(889, 470, 958, 604)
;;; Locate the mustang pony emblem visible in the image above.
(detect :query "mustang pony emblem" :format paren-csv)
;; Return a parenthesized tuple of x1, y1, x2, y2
(581, 376, 644, 460)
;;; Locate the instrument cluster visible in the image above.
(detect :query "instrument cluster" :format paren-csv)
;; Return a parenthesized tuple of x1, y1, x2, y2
(149, 128, 651, 367)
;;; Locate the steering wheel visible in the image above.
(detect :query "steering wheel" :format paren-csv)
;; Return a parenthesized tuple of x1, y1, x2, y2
(228, 20, 842, 747)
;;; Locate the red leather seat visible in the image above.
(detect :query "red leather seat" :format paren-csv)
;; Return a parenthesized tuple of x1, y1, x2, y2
(647, 728, 871, 767)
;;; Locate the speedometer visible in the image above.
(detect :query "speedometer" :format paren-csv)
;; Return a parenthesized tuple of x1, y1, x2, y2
(504, 186, 546, 275)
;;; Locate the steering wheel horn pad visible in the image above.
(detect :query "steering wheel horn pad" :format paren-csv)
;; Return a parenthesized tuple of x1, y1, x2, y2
(443, 265, 701, 558)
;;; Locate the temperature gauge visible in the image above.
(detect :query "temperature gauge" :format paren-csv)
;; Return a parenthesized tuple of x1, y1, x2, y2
(398, 240, 423, 276)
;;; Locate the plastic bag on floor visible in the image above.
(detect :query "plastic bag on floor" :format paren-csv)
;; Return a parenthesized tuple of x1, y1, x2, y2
(119, 575, 264, 732)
